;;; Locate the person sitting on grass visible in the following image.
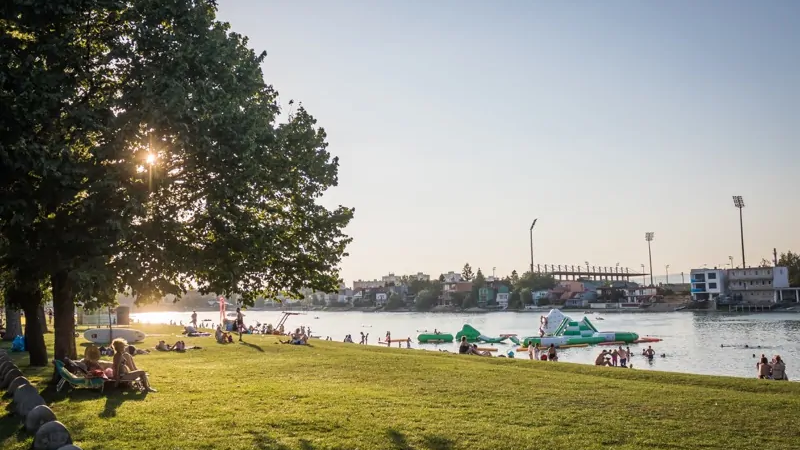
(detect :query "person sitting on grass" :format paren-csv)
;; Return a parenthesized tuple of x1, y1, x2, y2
(155, 340, 184, 351)
(458, 336, 470, 354)
(281, 328, 309, 345)
(112, 338, 156, 393)
(468, 344, 491, 357)
(595, 350, 613, 366)
(771, 355, 787, 380)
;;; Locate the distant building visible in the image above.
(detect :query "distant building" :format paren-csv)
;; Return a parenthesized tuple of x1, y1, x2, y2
(726, 267, 789, 303)
(496, 291, 510, 309)
(375, 292, 388, 306)
(408, 272, 431, 282)
(625, 286, 657, 303)
(689, 268, 726, 302)
(478, 285, 509, 307)
(353, 279, 383, 290)
(558, 281, 584, 293)
(441, 271, 463, 283)
(381, 272, 431, 285)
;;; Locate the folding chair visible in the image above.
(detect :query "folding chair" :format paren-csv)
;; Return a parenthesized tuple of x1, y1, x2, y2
(53, 360, 105, 393)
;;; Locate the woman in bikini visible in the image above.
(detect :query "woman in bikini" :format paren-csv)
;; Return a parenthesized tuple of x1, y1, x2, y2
(112, 338, 157, 392)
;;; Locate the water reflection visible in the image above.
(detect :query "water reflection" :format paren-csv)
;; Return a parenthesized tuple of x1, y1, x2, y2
(131, 310, 800, 380)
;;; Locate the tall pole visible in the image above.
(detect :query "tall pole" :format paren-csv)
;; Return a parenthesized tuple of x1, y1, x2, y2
(665, 265, 670, 284)
(739, 207, 746, 268)
(529, 219, 537, 274)
(641, 264, 646, 285)
(733, 196, 746, 268)
(648, 241, 653, 286)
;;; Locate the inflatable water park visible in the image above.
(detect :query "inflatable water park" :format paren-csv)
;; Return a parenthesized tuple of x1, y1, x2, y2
(417, 309, 661, 348)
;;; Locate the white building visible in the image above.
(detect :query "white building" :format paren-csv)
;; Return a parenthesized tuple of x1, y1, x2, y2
(381, 273, 401, 285)
(381, 273, 430, 284)
(353, 279, 383, 290)
(375, 293, 388, 306)
(690, 268, 726, 302)
(625, 286, 658, 303)
(408, 272, 431, 282)
(441, 271, 462, 283)
(726, 266, 789, 303)
(496, 292, 510, 309)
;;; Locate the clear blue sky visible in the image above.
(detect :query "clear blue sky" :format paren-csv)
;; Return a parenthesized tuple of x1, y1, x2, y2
(216, 1, 800, 285)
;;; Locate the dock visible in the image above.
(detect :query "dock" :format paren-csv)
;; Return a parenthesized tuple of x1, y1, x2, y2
(726, 303, 774, 312)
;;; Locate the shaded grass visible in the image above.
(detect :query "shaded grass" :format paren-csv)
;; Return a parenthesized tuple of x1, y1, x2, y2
(1, 323, 799, 449)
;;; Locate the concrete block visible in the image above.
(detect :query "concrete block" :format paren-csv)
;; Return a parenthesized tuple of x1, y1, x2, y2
(33, 421, 72, 450)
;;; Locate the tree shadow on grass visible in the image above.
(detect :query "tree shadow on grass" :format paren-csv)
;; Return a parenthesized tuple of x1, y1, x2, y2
(38, 382, 148, 419)
(249, 430, 292, 450)
(240, 341, 264, 352)
(99, 389, 148, 418)
(0, 404, 28, 443)
(388, 429, 454, 450)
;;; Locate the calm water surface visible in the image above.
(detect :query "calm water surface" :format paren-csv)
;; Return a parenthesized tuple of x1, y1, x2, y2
(130, 310, 800, 380)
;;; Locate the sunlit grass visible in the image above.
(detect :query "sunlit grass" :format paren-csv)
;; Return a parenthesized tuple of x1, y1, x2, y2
(1, 323, 799, 449)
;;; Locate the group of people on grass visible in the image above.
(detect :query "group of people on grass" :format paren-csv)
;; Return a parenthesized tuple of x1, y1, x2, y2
(79, 338, 157, 393)
(756, 354, 788, 380)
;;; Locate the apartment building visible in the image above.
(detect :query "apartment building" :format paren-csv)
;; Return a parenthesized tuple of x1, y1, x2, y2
(352, 279, 384, 290)
(690, 268, 726, 302)
(727, 267, 789, 303)
(381, 272, 431, 285)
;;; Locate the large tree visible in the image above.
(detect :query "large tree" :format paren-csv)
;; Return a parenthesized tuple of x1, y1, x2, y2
(515, 271, 557, 292)
(1, 0, 353, 362)
(461, 263, 474, 281)
(778, 251, 800, 287)
(3, 270, 48, 365)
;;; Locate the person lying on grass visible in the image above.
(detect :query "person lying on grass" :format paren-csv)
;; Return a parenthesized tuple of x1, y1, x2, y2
(467, 344, 492, 357)
(112, 338, 157, 393)
(128, 345, 151, 355)
(154, 340, 201, 352)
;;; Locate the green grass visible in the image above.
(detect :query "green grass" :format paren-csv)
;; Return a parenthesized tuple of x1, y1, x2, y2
(2, 324, 800, 450)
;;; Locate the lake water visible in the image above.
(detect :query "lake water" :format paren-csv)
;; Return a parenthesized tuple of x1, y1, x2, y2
(130, 309, 800, 380)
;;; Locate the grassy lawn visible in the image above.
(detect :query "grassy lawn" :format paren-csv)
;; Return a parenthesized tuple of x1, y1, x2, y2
(1, 324, 799, 450)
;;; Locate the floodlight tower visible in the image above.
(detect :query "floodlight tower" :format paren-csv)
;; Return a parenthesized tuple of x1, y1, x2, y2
(645, 232, 655, 286)
(733, 196, 746, 268)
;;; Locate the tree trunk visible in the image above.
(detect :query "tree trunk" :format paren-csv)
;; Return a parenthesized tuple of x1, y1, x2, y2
(38, 305, 49, 333)
(22, 301, 48, 366)
(52, 271, 77, 361)
(3, 303, 22, 341)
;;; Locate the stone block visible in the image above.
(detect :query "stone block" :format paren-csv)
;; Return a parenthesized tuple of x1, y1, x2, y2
(33, 421, 72, 450)
(26, 404, 57, 434)
(6, 375, 30, 395)
(1, 367, 23, 389)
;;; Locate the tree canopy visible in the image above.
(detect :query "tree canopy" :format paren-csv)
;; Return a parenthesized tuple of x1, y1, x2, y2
(778, 251, 800, 287)
(1, 0, 353, 362)
(461, 263, 473, 281)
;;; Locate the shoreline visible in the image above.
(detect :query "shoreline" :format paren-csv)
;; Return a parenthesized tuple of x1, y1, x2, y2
(126, 304, 774, 314)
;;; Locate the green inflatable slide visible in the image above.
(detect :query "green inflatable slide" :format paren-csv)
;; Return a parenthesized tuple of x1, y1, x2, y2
(455, 325, 508, 343)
